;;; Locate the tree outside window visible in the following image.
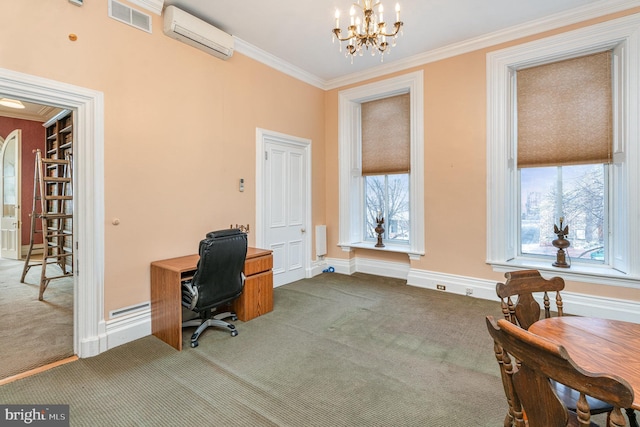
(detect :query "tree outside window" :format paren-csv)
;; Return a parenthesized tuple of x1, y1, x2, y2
(520, 164, 605, 262)
(364, 174, 409, 242)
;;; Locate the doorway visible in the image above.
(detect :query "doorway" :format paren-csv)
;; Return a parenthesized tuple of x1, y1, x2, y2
(255, 128, 312, 287)
(0, 129, 21, 260)
(0, 103, 74, 379)
(0, 67, 105, 361)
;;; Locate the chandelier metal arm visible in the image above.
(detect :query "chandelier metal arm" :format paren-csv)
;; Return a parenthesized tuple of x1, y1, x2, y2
(378, 22, 403, 37)
(332, 21, 402, 41)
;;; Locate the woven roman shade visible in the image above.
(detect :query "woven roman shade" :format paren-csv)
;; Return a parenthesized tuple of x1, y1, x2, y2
(517, 51, 613, 168)
(361, 93, 410, 175)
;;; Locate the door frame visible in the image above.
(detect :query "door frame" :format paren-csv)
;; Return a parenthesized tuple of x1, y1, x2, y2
(255, 128, 312, 283)
(0, 129, 22, 259)
(0, 67, 106, 358)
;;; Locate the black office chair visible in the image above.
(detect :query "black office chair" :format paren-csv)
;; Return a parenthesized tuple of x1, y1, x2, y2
(181, 228, 248, 348)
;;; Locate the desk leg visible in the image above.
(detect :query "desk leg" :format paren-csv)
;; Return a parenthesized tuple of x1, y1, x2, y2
(151, 266, 182, 351)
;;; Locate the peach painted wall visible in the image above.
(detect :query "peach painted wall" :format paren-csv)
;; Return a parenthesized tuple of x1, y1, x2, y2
(0, 117, 45, 245)
(3, 1, 638, 319)
(324, 9, 640, 302)
(0, 1, 326, 315)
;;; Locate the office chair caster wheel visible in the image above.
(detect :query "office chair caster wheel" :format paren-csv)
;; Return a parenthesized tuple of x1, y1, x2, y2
(231, 315, 238, 321)
(190, 341, 199, 348)
(230, 330, 238, 337)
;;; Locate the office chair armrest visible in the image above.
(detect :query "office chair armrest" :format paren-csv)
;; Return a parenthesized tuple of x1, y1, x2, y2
(181, 280, 199, 310)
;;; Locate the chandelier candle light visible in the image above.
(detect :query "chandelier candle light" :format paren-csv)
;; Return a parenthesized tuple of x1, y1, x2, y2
(332, 0, 403, 61)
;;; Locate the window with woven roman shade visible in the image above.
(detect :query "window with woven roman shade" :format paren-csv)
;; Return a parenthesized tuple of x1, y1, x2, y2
(515, 50, 614, 262)
(487, 15, 640, 281)
(338, 71, 424, 256)
(517, 51, 613, 168)
(361, 93, 410, 175)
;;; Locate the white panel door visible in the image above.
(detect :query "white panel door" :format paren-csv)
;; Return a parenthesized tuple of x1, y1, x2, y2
(0, 129, 22, 259)
(265, 140, 307, 286)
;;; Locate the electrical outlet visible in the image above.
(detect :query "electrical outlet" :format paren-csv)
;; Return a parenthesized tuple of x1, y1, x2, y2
(466, 288, 473, 296)
(436, 284, 446, 291)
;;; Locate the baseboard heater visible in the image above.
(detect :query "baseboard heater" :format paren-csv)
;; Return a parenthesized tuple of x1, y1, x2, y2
(109, 302, 150, 319)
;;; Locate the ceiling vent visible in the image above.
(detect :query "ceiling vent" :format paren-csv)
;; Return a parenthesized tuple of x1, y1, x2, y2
(109, 0, 152, 33)
(162, 5, 234, 60)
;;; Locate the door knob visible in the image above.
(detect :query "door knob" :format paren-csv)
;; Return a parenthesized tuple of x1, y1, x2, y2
(301, 228, 306, 233)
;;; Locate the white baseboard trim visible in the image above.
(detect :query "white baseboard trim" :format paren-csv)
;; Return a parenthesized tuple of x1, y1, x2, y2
(103, 259, 640, 352)
(326, 258, 640, 323)
(321, 256, 410, 279)
(105, 306, 151, 350)
(78, 320, 108, 357)
(312, 258, 356, 277)
(309, 260, 327, 277)
(407, 268, 640, 323)
(355, 257, 410, 279)
(407, 268, 498, 300)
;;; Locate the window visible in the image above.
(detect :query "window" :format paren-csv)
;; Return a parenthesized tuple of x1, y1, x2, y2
(364, 174, 410, 243)
(338, 71, 424, 259)
(487, 15, 640, 286)
(520, 165, 605, 262)
(361, 93, 410, 245)
(517, 52, 611, 265)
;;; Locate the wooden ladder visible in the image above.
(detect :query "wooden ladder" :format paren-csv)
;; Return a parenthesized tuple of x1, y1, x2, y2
(21, 149, 74, 300)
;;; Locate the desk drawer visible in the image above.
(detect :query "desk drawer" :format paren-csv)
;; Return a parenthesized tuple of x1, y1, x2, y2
(244, 254, 272, 276)
(234, 270, 273, 321)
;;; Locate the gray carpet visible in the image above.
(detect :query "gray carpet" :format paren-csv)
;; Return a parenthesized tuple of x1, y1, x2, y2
(0, 272, 509, 426)
(0, 257, 74, 379)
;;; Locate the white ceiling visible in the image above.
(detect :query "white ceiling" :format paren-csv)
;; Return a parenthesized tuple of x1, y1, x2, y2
(1, 0, 637, 120)
(0, 100, 62, 123)
(161, 0, 637, 87)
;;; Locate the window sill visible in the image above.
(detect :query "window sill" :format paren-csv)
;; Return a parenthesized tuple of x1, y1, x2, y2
(489, 257, 640, 289)
(340, 242, 423, 260)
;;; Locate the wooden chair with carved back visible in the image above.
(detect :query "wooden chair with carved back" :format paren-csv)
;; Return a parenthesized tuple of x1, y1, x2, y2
(495, 270, 616, 426)
(486, 315, 634, 427)
(496, 269, 564, 330)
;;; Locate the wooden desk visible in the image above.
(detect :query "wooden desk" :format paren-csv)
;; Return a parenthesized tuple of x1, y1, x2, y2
(530, 317, 640, 411)
(150, 247, 273, 351)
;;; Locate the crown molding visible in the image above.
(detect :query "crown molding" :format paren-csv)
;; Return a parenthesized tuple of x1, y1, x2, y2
(325, 0, 640, 89)
(233, 37, 326, 89)
(157, 0, 640, 91)
(230, 0, 640, 91)
(127, 0, 163, 15)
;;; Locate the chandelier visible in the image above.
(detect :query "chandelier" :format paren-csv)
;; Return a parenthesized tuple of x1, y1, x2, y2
(332, 0, 403, 62)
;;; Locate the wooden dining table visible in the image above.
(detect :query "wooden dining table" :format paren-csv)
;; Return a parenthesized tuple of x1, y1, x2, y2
(529, 316, 640, 412)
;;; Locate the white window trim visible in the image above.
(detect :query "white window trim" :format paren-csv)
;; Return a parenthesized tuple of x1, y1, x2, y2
(338, 71, 425, 260)
(487, 14, 640, 288)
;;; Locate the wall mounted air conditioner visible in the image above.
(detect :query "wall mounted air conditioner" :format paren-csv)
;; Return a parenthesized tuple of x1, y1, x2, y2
(163, 5, 234, 60)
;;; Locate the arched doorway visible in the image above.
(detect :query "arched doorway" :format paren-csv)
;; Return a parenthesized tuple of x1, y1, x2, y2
(0, 129, 22, 260)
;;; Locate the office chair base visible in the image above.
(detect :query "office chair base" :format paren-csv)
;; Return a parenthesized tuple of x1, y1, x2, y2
(183, 311, 239, 348)
(626, 408, 638, 427)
